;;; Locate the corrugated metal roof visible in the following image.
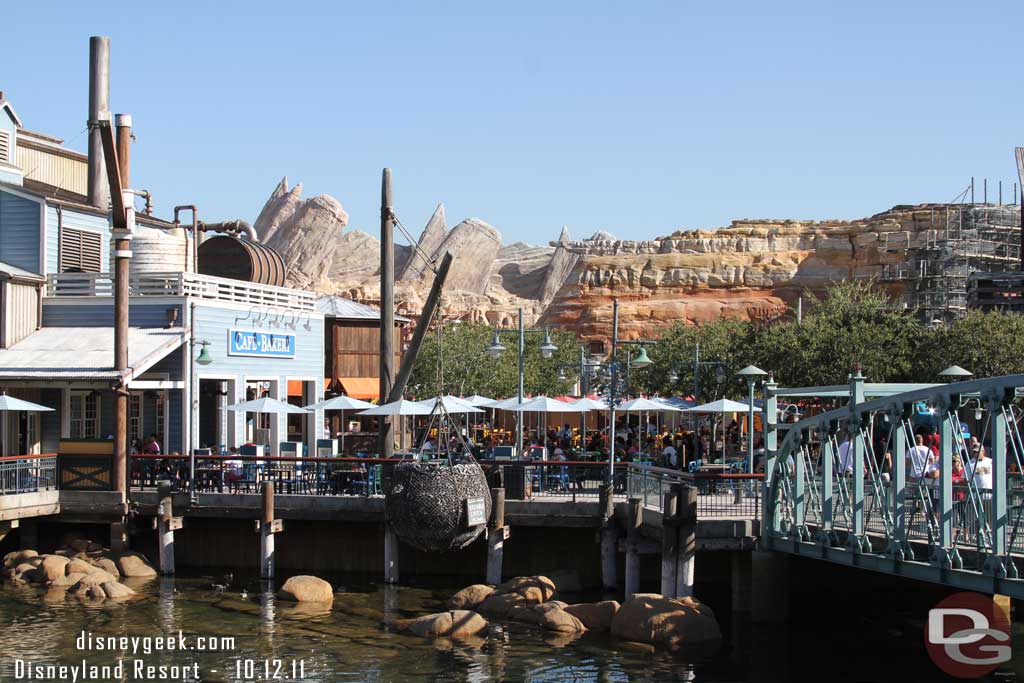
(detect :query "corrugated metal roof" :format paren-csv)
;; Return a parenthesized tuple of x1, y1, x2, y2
(0, 326, 185, 380)
(0, 259, 43, 282)
(315, 295, 410, 322)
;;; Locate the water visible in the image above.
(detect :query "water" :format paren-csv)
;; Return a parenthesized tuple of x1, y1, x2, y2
(0, 572, 1022, 682)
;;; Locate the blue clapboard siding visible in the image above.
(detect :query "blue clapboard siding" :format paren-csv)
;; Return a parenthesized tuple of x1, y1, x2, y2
(42, 301, 184, 327)
(44, 205, 110, 276)
(0, 189, 41, 273)
(167, 390, 183, 453)
(147, 345, 184, 380)
(193, 302, 324, 448)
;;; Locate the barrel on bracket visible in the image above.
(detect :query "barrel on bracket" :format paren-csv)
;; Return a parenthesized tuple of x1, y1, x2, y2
(197, 235, 286, 286)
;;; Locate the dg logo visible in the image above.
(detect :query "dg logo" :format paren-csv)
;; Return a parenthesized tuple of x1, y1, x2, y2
(925, 592, 1011, 678)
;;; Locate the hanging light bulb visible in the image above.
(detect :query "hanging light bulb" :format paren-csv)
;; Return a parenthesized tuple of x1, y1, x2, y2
(484, 330, 506, 360)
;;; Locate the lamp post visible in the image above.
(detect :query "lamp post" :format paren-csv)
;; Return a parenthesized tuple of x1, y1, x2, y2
(736, 365, 768, 473)
(189, 339, 213, 503)
(484, 306, 558, 455)
(938, 365, 973, 382)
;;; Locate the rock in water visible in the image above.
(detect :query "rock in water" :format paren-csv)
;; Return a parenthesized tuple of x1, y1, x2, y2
(564, 600, 620, 631)
(277, 576, 334, 604)
(447, 584, 495, 610)
(100, 581, 136, 600)
(400, 610, 488, 639)
(39, 555, 70, 583)
(610, 593, 721, 650)
(114, 552, 157, 578)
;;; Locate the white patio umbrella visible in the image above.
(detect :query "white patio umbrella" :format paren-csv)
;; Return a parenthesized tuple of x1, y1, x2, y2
(508, 396, 588, 453)
(225, 397, 309, 451)
(357, 399, 434, 454)
(0, 393, 54, 457)
(416, 396, 483, 414)
(304, 395, 375, 455)
(683, 399, 760, 462)
(618, 397, 682, 453)
(463, 395, 496, 407)
(571, 397, 608, 451)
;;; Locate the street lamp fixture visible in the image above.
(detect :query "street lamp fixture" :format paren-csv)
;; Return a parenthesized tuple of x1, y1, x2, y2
(485, 332, 507, 360)
(667, 366, 679, 383)
(714, 364, 726, 385)
(195, 340, 214, 366)
(539, 329, 558, 359)
(630, 346, 653, 369)
(736, 364, 768, 473)
(558, 367, 567, 381)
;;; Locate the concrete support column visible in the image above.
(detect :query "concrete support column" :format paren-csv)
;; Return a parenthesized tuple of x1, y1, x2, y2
(750, 550, 790, 623)
(730, 551, 752, 613)
(486, 488, 506, 585)
(599, 483, 618, 591)
(384, 524, 400, 584)
(624, 497, 642, 598)
(676, 485, 697, 598)
(660, 489, 679, 597)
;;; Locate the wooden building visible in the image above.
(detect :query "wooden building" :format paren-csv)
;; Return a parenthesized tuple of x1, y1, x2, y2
(316, 295, 407, 401)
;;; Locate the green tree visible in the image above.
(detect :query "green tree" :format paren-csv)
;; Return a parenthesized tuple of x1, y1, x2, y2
(914, 310, 1024, 379)
(408, 322, 578, 399)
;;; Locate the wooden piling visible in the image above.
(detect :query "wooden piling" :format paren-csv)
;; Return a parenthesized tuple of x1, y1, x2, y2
(486, 488, 506, 585)
(599, 482, 618, 590)
(384, 524, 400, 584)
(624, 497, 642, 598)
(379, 168, 395, 458)
(262, 481, 278, 581)
(676, 485, 697, 598)
(660, 488, 679, 597)
(157, 481, 177, 574)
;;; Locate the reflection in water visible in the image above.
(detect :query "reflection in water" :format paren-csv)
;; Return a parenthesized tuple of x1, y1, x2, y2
(0, 574, 1020, 682)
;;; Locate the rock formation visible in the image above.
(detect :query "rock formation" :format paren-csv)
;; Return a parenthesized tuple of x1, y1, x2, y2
(253, 178, 973, 341)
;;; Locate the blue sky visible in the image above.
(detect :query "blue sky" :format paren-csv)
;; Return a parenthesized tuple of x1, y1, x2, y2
(4, 1, 1022, 245)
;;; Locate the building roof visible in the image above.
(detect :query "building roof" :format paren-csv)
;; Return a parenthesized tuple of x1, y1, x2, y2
(0, 180, 177, 230)
(0, 260, 44, 283)
(0, 95, 22, 128)
(0, 326, 185, 381)
(315, 295, 410, 322)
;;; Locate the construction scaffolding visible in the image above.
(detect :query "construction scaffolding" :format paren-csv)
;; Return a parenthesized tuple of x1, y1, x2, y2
(880, 202, 1022, 323)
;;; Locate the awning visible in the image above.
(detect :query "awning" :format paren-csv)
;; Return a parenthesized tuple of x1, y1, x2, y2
(0, 326, 186, 381)
(340, 377, 379, 401)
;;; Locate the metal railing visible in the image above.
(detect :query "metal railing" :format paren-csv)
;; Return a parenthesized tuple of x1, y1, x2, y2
(46, 271, 316, 311)
(479, 460, 610, 502)
(626, 462, 763, 518)
(0, 454, 58, 495)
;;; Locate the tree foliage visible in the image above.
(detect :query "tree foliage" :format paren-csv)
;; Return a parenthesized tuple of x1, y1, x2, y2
(407, 322, 579, 399)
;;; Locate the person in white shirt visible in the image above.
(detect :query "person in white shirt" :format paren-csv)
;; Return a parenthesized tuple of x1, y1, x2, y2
(837, 438, 853, 474)
(968, 437, 992, 492)
(662, 444, 678, 468)
(907, 434, 934, 480)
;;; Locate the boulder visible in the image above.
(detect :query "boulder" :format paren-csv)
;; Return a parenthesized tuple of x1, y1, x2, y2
(3, 550, 38, 569)
(539, 608, 587, 634)
(73, 569, 119, 586)
(508, 601, 565, 626)
(498, 576, 556, 601)
(114, 552, 157, 578)
(476, 592, 527, 619)
(39, 555, 70, 583)
(402, 610, 487, 639)
(69, 579, 106, 600)
(277, 576, 333, 603)
(610, 594, 721, 650)
(565, 601, 620, 631)
(92, 557, 121, 577)
(65, 559, 96, 576)
(447, 584, 495, 610)
(51, 572, 87, 588)
(100, 581, 136, 600)
(68, 539, 91, 552)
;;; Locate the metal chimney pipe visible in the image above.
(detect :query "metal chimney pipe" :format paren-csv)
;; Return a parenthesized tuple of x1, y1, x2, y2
(87, 37, 111, 210)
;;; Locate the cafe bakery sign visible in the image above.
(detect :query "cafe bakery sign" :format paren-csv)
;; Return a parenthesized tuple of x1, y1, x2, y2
(228, 329, 296, 359)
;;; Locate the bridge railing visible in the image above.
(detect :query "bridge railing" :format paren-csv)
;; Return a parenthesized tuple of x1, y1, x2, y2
(626, 463, 763, 518)
(0, 454, 57, 495)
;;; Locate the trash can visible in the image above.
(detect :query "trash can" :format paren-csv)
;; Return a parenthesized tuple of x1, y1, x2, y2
(503, 465, 529, 500)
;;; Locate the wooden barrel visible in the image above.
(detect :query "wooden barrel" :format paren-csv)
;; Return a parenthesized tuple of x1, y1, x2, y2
(197, 235, 286, 286)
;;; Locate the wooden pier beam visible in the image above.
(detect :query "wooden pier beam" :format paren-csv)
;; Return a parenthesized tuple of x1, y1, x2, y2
(676, 485, 697, 598)
(256, 482, 283, 580)
(156, 481, 182, 575)
(660, 488, 679, 597)
(384, 524, 400, 584)
(486, 487, 507, 585)
(599, 482, 618, 591)
(624, 497, 642, 598)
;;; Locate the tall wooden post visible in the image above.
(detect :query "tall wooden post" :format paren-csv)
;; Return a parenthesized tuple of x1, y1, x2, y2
(660, 488, 679, 597)
(676, 485, 697, 598)
(379, 169, 395, 458)
(599, 482, 617, 591)
(257, 482, 282, 579)
(156, 480, 181, 574)
(487, 487, 507, 584)
(624, 497, 642, 598)
(384, 524, 400, 584)
(111, 114, 133, 533)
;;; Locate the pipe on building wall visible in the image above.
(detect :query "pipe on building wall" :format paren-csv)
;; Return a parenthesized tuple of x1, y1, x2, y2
(202, 219, 259, 242)
(173, 205, 199, 273)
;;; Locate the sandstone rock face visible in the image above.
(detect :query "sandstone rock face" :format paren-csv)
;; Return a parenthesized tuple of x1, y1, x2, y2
(277, 575, 334, 603)
(252, 176, 961, 342)
(610, 593, 721, 650)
